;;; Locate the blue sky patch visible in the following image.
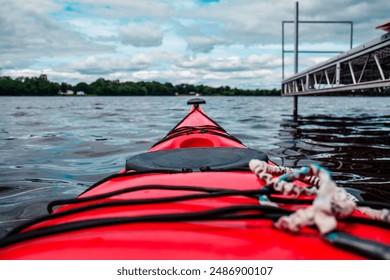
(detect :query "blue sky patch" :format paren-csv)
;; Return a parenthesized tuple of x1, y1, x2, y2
(63, 2, 82, 13)
(198, 0, 220, 4)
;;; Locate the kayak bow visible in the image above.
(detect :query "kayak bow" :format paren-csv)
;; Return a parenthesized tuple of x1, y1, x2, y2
(0, 98, 389, 260)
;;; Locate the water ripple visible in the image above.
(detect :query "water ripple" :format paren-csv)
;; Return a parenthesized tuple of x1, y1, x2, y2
(0, 96, 389, 237)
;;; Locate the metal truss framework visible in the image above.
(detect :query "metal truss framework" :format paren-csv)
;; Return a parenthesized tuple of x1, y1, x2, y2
(282, 32, 390, 95)
(282, 20, 354, 80)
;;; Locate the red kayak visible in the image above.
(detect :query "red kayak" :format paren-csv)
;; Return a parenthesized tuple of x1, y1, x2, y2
(0, 98, 389, 259)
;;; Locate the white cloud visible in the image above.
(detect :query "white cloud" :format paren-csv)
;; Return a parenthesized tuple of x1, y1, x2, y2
(78, 0, 173, 19)
(1, 0, 389, 89)
(66, 54, 154, 74)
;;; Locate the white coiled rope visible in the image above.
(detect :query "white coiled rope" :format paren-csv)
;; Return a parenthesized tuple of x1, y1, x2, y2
(249, 159, 389, 234)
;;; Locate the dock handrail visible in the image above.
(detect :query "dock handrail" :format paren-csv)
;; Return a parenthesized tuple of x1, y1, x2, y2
(282, 30, 390, 96)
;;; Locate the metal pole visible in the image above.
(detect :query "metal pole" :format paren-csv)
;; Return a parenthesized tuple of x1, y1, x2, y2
(282, 22, 285, 80)
(294, 2, 299, 74)
(293, 2, 299, 118)
(350, 22, 353, 49)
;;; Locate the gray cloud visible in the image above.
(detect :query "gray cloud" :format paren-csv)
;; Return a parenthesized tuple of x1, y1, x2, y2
(118, 22, 164, 47)
(176, 0, 389, 52)
(185, 35, 228, 53)
(0, 0, 113, 69)
(1, 0, 389, 89)
(176, 54, 281, 72)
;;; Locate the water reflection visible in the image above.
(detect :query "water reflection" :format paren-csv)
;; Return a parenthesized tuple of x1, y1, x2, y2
(269, 114, 390, 202)
(1, 96, 389, 238)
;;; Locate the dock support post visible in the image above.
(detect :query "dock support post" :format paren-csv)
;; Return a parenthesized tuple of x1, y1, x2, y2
(293, 96, 298, 118)
(293, 2, 299, 119)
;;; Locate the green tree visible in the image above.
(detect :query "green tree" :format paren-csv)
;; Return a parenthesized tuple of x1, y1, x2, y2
(74, 82, 89, 94)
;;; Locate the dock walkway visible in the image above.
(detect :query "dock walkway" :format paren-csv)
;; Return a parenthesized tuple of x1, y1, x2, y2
(282, 30, 390, 95)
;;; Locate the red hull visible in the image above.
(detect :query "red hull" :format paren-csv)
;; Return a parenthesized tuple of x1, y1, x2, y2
(0, 99, 389, 259)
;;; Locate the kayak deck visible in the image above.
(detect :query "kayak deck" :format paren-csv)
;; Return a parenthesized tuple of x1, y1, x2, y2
(0, 98, 389, 260)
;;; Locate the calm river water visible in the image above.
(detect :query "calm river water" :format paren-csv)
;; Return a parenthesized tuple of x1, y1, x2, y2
(0, 96, 389, 237)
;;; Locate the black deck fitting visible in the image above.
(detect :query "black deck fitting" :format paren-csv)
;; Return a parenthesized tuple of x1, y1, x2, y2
(187, 98, 206, 108)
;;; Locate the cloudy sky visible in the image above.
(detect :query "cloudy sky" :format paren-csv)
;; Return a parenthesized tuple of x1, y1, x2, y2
(1, 0, 389, 89)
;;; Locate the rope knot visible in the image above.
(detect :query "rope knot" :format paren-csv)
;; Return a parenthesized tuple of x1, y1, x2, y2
(249, 160, 357, 234)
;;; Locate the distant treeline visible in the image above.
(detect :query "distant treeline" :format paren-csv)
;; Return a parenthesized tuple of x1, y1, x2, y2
(0, 76, 280, 96)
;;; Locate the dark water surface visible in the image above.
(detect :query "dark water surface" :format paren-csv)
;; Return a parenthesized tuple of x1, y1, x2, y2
(1, 96, 389, 237)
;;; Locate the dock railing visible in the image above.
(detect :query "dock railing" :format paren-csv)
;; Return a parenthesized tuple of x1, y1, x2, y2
(282, 32, 390, 96)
